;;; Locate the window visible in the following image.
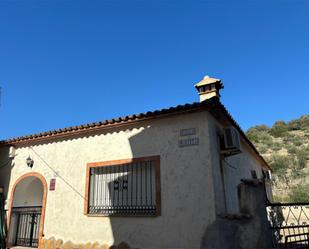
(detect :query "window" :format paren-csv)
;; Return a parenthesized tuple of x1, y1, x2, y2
(85, 156, 161, 216)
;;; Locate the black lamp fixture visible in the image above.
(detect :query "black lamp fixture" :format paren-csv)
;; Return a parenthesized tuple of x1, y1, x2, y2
(26, 156, 34, 168)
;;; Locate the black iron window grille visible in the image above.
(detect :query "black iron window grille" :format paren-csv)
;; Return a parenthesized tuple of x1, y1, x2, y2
(87, 156, 160, 216)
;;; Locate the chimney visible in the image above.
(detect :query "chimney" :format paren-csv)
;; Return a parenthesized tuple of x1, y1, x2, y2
(195, 75, 224, 102)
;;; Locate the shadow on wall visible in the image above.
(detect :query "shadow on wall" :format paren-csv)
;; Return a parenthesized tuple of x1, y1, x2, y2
(201, 180, 273, 249)
(89, 117, 214, 248)
(0, 146, 13, 243)
(0, 147, 13, 201)
(102, 123, 161, 248)
(105, 118, 208, 248)
(0, 120, 274, 249)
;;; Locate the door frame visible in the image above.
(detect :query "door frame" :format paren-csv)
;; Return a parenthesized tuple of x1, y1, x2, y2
(7, 172, 48, 249)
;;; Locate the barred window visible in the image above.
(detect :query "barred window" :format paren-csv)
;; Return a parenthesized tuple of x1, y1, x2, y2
(85, 156, 161, 216)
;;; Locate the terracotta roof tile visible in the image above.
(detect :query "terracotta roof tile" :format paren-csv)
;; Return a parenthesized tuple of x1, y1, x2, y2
(0, 97, 270, 170)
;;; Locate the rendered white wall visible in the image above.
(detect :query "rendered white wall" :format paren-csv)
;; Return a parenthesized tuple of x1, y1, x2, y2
(0, 111, 218, 249)
(207, 114, 265, 214)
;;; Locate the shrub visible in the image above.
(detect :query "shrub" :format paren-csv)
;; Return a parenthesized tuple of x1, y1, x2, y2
(270, 155, 291, 178)
(299, 115, 309, 130)
(271, 143, 282, 151)
(291, 166, 302, 179)
(282, 133, 295, 143)
(255, 125, 270, 132)
(258, 145, 268, 154)
(260, 132, 274, 146)
(289, 185, 309, 202)
(246, 128, 273, 145)
(287, 145, 298, 154)
(270, 121, 288, 138)
(296, 149, 307, 169)
(287, 115, 309, 131)
(246, 127, 260, 143)
(291, 137, 302, 147)
(288, 119, 302, 131)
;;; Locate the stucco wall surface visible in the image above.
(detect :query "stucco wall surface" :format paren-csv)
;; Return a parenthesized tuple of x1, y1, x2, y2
(207, 114, 265, 214)
(0, 111, 217, 249)
(222, 143, 264, 213)
(201, 181, 272, 249)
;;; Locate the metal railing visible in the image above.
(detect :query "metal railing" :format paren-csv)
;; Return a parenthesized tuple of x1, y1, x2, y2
(88, 160, 157, 215)
(266, 202, 309, 249)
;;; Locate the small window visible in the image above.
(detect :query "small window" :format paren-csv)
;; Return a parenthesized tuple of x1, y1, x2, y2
(85, 156, 161, 216)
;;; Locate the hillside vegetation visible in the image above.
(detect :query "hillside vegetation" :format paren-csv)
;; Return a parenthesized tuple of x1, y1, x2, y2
(246, 115, 309, 202)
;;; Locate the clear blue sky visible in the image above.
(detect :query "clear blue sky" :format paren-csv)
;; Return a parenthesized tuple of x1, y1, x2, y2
(0, 0, 308, 140)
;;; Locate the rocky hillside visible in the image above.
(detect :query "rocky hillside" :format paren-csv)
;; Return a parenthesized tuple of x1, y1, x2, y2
(246, 115, 309, 202)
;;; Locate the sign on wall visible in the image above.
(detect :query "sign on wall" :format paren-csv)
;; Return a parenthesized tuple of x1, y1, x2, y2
(49, 178, 56, 191)
(180, 128, 196, 137)
(179, 128, 199, 147)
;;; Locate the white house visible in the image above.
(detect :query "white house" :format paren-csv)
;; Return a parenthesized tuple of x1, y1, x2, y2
(0, 76, 271, 249)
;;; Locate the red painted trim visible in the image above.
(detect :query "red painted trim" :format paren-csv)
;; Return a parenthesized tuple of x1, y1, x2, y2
(7, 172, 48, 249)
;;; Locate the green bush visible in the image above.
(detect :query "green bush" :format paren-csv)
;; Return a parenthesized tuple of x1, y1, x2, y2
(255, 125, 270, 132)
(296, 149, 307, 169)
(246, 128, 273, 145)
(299, 115, 309, 130)
(287, 115, 309, 131)
(270, 121, 288, 138)
(291, 170, 301, 179)
(258, 144, 268, 154)
(287, 145, 298, 154)
(291, 136, 302, 146)
(271, 142, 282, 151)
(246, 127, 260, 143)
(288, 119, 302, 131)
(282, 133, 295, 143)
(262, 134, 274, 146)
(289, 185, 309, 202)
(270, 155, 291, 178)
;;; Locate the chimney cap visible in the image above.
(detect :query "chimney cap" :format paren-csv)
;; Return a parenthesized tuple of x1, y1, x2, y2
(195, 75, 224, 102)
(194, 75, 222, 88)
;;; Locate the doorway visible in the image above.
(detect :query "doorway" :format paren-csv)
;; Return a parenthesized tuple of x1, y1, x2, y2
(8, 173, 47, 248)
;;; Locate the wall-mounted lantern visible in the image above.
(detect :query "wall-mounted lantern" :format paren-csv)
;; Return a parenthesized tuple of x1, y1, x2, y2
(26, 156, 34, 168)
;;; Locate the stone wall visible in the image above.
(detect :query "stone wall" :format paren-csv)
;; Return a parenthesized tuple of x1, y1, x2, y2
(42, 238, 131, 249)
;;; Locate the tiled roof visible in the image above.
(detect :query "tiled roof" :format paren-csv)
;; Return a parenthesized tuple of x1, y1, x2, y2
(0, 97, 270, 170)
(0, 102, 206, 144)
